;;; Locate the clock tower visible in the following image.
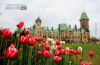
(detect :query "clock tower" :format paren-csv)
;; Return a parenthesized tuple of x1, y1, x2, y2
(80, 12, 89, 32)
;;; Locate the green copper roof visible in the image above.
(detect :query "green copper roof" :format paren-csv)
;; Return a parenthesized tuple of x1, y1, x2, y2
(80, 12, 89, 20)
(53, 29, 59, 34)
(42, 27, 48, 32)
(59, 24, 69, 31)
(42, 27, 59, 34)
(48, 29, 53, 34)
(42, 27, 47, 30)
(73, 31, 80, 35)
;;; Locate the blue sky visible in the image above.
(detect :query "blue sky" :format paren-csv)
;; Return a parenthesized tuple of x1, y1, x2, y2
(0, 0, 100, 38)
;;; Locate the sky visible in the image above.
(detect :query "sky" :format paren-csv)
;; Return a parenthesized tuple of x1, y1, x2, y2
(0, 0, 100, 38)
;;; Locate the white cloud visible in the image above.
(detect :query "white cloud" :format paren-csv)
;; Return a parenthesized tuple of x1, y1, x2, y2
(0, 0, 100, 38)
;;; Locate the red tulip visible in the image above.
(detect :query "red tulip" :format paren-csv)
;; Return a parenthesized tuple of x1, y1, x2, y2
(53, 56, 62, 62)
(43, 48, 47, 51)
(35, 37, 43, 41)
(57, 45, 62, 50)
(1, 29, 12, 39)
(1, 35, 6, 40)
(0, 29, 1, 33)
(55, 50, 61, 56)
(20, 36, 26, 44)
(60, 49, 66, 55)
(5, 44, 19, 60)
(44, 44, 50, 50)
(33, 42, 36, 47)
(0, 56, 4, 61)
(55, 40, 60, 45)
(69, 49, 76, 56)
(17, 22, 24, 29)
(88, 51, 94, 57)
(0, 28, 8, 34)
(43, 50, 51, 59)
(77, 56, 82, 62)
(26, 36, 36, 46)
(80, 61, 89, 65)
(38, 51, 42, 56)
(42, 39, 46, 43)
(41, 43, 45, 47)
(24, 29, 29, 35)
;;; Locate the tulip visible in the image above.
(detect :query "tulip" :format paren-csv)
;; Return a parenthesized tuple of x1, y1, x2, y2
(0, 56, 4, 61)
(80, 61, 89, 65)
(1, 29, 12, 39)
(44, 44, 50, 50)
(51, 44, 57, 50)
(26, 36, 36, 46)
(77, 47, 82, 54)
(53, 56, 62, 62)
(55, 40, 60, 45)
(43, 50, 51, 59)
(1, 35, 6, 40)
(52, 41, 55, 45)
(17, 22, 24, 29)
(66, 47, 70, 51)
(0, 29, 1, 33)
(60, 49, 66, 55)
(69, 49, 76, 56)
(77, 56, 82, 62)
(38, 51, 42, 56)
(47, 38, 53, 42)
(3, 30, 12, 38)
(46, 40, 51, 44)
(0, 28, 8, 34)
(42, 39, 46, 43)
(24, 29, 29, 35)
(88, 51, 94, 57)
(5, 44, 19, 60)
(41, 43, 45, 47)
(57, 45, 62, 50)
(55, 50, 61, 56)
(35, 37, 43, 41)
(20, 36, 26, 44)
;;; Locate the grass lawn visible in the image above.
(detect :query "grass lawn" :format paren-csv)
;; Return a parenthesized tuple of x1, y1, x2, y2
(62, 43, 100, 65)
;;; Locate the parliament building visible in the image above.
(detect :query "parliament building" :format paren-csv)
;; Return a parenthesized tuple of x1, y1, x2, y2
(32, 12, 90, 43)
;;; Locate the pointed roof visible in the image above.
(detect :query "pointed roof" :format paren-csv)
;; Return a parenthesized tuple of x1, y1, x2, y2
(36, 17, 41, 23)
(58, 23, 69, 31)
(80, 12, 89, 20)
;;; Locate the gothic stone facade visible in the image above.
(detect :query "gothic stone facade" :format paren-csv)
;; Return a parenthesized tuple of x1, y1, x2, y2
(33, 12, 90, 43)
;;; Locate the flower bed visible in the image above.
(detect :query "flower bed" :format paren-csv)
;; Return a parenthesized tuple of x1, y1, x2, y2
(0, 22, 94, 65)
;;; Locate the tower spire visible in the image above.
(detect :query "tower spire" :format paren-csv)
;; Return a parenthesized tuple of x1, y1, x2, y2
(75, 24, 77, 31)
(80, 12, 89, 21)
(80, 12, 89, 32)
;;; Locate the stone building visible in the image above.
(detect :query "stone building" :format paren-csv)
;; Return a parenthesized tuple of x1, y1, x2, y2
(33, 12, 90, 43)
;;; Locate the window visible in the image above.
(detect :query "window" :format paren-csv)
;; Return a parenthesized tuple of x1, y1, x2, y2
(53, 36, 55, 38)
(43, 35, 46, 38)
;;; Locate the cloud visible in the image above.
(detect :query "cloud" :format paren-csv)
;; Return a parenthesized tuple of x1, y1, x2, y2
(0, 0, 100, 38)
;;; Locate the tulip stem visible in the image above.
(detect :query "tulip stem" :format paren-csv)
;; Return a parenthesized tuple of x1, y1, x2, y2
(4, 40, 7, 50)
(3, 40, 8, 65)
(27, 46, 33, 65)
(7, 60, 11, 65)
(19, 45, 23, 65)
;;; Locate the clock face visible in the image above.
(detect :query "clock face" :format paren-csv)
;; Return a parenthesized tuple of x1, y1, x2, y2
(83, 22, 86, 27)
(81, 21, 86, 27)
